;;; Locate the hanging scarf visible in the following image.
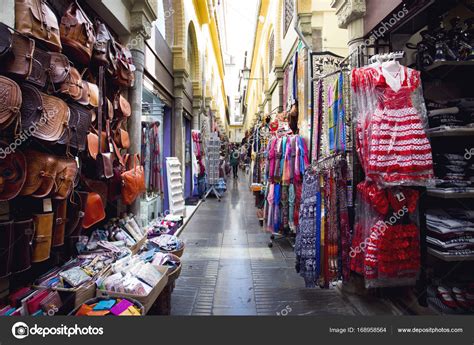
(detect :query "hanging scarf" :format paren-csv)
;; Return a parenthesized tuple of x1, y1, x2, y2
(313, 79, 324, 161)
(273, 183, 281, 234)
(288, 183, 295, 232)
(282, 137, 292, 185)
(280, 136, 287, 180)
(266, 183, 275, 232)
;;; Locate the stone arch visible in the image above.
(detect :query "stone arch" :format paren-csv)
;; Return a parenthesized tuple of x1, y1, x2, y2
(187, 21, 200, 82)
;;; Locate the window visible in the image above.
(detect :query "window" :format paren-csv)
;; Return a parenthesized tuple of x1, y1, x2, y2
(283, 0, 294, 37)
(269, 32, 275, 71)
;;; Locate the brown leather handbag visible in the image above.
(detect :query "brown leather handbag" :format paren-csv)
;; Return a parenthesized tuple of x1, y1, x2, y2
(78, 81, 99, 108)
(12, 219, 34, 273)
(48, 52, 71, 84)
(20, 150, 59, 197)
(20, 84, 69, 143)
(52, 199, 67, 247)
(108, 40, 135, 87)
(0, 220, 14, 278)
(59, 66, 83, 100)
(0, 146, 27, 201)
(114, 93, 131, 118)
(58, 103, 92, 152)
(95, 66, 113, 179)
(3, 33, 35, 79)
(28, 46, 51, 87)
(0, 76, 22, 130)
(52, 157, 78, 199)
(0, 23, 13, 57)
(15, 0, 62, 52)
(113, 120, 130, 149)
(31, 213, 53, 263)
(121, 154, 146, 205)
(92, 20, 112, 66)
(83, 192, 106, 229)
(60, 1, 95, 65)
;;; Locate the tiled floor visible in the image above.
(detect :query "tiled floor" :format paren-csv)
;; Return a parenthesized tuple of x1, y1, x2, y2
(171, 175, 406, 316)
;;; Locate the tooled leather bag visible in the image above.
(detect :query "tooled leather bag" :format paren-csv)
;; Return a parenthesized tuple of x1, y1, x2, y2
(0, 145, 26, 201)
(59, 66, 82, 101)
(48, 52, 70, 84)
(52, 157, 78, 199)
(3, 33, 34, 79)
(58, 103, 92, 152)
(20, 83, 69, 143)
(20, 149, 59, 197)
(121, 154, 146, 205)
(0, 76, 22, 130)
(15, 0, 62, 52)
(0, 23, 13, 58)
(60, 1, 95, 65)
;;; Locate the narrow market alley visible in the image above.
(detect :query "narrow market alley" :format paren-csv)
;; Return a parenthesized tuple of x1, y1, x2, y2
(171, 176, 407, 316)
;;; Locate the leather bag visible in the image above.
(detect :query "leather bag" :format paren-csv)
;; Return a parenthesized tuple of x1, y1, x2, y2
(92, 21, 111, 66)
(83, 192, 105, 229)
(31, 213, 53, 263)
(59, 66, 82, 100)
(78, 81, 98, 108)
(82, 176, 108, 206)
(48, 52, 70, 84)
(58, 103, 92, 152)
(52, 199, 67, 247)
(20, 149, 59, 197)
(28, 45, 51, 87)
(52, 157, 78, 199)
(95, 66, 113, 179)
(15, 0, 62, 52)
(0, 76, 22, 130)
(12, 219, 34, 273)
(65, 190, 88, 237)
(20, 83, 69, 142)
(3, 33, 34, 79)
(0, 22, 13, 58)
(60, 1, 95, 65)
(86, 129, 107, 159)
(114, 93, 131, 118)
(121, 154, 146, 205)
(113, 120, 130, 149)
(0, 146, 27, 201)
(0, 221, 14, 278)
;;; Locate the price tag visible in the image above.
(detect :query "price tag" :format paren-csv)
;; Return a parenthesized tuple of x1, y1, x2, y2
(43, 198, 52, 212)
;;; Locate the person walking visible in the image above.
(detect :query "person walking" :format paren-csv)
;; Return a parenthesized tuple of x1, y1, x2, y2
(230, 146, 240, 179)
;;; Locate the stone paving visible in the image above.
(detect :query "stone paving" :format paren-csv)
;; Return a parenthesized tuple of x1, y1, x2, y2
(171, 175, 406, 316)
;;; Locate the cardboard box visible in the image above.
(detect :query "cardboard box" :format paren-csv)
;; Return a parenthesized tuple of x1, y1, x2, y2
(96, 266, 169, 314)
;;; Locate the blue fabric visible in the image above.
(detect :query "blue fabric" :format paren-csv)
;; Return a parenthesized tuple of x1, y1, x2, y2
(280, 137, 287, 176)
(273, 183, 281, 233)
(315, 190, 322, 278)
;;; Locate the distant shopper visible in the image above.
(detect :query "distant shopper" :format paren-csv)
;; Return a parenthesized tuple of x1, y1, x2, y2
(230, 147, 240, 178)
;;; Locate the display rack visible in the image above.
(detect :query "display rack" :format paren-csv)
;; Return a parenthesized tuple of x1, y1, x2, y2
(165, 157, 185, 216)
(203, 132, 222, 201)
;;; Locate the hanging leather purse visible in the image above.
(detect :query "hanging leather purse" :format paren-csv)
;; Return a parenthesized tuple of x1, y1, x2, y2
(28, 46, 51, 87)
(3, 33, 34, 79)
(58, 103, 92, 152)
(11, 219, 34, 273)
(52, 199, 67, 247)
(20, 150, 59, 197)
(20, 83, 69, 143)
(60, 1, 95, 65)
(114, 93, 131, 118)
(48, 52, 70, 84)
(0, 22, 13, 58)
(83, 192, 106, 229)
(0, 76, 22, 130)
(0, 145, 27, 201)
(65, 190, 88, 237)
(59, 66, 83, 100)
(31, 212, 53, 263)
(108, 39, 135, 88)
(15, 0, 62, 52)
(121, 154, 146, 205)
(78, 81, 99, 108)
(0, 220, 14, 278)
(92, 20, 112, 66)
(52, 157, 78, 199)
(95, 66, 113, 179)
(113, 119, 130, 149)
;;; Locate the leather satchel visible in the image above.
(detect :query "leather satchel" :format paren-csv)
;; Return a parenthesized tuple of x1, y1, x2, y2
(59, 66, 83, 100)
(108, 40, 135, 87)
(92, 20, 112, 66)
(0, 220, 14, 278)
(20, 149, 59, 197)
(20, 84, 69, 143)
(121, 154, 146, 205)
(52, 157, 78, 199)
(12, 219, 34, 273)
(0, 76, 22, 130)
(0, 146, 27, 201)
(31, 213, 53, 263)
(113, 120, 130, 149)
(28, 46, 51, 87)
(58, 103, 92, 152)
(15, 0, 62, 52)
(87, 128, 107, 159)
(52, 199, 67, 247)
(114, 93, 131, 118)
(3, 33, 34, 79)
(48, 52, 70, 84)
(60, 1, 95, 65)
(78, 81, 99, 108)
(0, 22, 12, 57)
(83, 192, 106, 229)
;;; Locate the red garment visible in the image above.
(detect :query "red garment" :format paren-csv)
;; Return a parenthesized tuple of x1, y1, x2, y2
(352, 66, 434, 185)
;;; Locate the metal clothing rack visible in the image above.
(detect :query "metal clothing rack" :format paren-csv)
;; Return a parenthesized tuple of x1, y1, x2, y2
(203, 132, 222, 201)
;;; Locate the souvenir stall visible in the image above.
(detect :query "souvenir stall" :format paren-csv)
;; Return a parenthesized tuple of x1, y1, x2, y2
(0, 0, 183, 316)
